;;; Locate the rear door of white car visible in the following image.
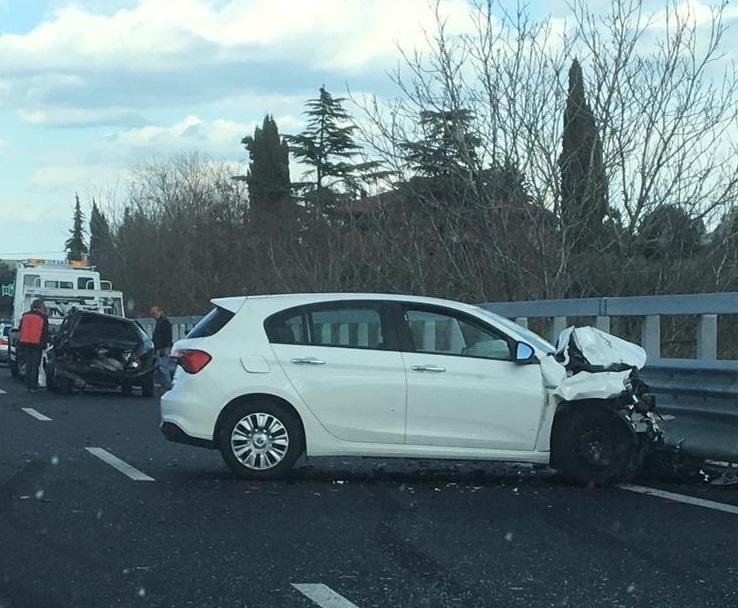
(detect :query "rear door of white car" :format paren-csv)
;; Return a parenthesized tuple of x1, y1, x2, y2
(267, 300, 407, 444)
(398, 304, 545, 450)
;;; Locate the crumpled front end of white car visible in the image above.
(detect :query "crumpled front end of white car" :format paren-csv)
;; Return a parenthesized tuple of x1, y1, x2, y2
(551, 326, 663, 451)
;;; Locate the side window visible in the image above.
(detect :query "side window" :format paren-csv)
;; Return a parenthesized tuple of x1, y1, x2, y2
(404, 308, 511, 361)
(23, 274, 40, 288)
(265, 310, 309, 345)
(309, 306, 385, 349)
(266, 303, 390, 350)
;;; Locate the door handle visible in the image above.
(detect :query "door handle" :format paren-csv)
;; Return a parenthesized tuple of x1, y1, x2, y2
(411, 364, 446, 372)
(290, 357, 326, 365)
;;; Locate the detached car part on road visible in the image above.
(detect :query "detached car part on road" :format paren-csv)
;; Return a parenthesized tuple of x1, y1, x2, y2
(160, 294, 662, 485)
(46, 311, 155, 396)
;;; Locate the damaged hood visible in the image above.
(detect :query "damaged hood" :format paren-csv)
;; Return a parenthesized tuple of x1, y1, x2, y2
(548, 326, 648, 404)
(555, 326, 647, 372)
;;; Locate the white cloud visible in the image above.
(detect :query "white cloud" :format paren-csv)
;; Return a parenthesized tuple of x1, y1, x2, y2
(103, 113, 302, 155)
(0, 0, 473, 73)
(105, 114, 252, 150)
(0, 137, 6, 151)
(18, 106, 146, 127)
(0, 0, 475, 118)
(30, 164, 130, 197)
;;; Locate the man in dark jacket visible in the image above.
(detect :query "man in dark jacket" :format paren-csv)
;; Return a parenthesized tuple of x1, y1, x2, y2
(18, 299, 49, 392)
(150, 306, 173, 391)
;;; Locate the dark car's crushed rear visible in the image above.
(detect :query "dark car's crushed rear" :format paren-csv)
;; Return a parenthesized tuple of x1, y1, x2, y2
(46, 311, 155, 396)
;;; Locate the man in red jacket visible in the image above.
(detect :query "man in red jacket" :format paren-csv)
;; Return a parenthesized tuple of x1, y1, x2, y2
(18, 299, 49, 392)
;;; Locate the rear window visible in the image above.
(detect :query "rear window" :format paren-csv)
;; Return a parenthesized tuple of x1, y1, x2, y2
(2, 326, 9, 338)
(187, 306, 235, 338)
(73, 315, 139, 341)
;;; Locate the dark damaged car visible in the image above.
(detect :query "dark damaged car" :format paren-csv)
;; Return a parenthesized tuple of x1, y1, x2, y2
(46, 311, 155, 396)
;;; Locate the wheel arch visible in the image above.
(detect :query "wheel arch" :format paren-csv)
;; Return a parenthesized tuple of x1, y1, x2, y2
(550, 399, 636, 467)
(214, 392, 306, 448)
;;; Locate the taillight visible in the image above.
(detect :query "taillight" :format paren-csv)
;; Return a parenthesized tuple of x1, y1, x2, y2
(174, 349, 211, 374)
(0, 338, 7, 346)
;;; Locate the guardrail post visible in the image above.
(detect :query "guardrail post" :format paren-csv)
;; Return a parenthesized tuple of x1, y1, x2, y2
(514, 317, 528, 329)
(551, 316, 567, 344)
(595, 316, 611, 333)
(641, 315, 661, 358)
(696, 314, 718, 360)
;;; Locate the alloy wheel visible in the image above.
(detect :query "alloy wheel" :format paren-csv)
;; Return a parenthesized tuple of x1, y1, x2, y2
(230, 412, 290, 470)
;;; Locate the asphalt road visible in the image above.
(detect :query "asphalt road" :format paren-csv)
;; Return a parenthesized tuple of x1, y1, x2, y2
(1, 371, 737, 608)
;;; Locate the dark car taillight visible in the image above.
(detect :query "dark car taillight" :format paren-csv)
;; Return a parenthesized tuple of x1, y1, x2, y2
(174, 349, 211, 374)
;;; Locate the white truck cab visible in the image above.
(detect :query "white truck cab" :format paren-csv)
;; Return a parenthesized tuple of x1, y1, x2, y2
(8, 259, 125, 377)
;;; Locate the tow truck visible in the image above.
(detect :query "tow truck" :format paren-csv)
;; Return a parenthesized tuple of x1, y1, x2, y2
(7, 259, 125, 378)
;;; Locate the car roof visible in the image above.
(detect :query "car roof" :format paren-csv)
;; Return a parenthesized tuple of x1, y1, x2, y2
(212, 293, 485, 315)
(72, 310, 134, 323)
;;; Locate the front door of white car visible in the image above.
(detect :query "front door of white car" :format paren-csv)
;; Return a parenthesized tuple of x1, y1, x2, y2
(399, 306, 546, 451)
(267, 302, 406, 444)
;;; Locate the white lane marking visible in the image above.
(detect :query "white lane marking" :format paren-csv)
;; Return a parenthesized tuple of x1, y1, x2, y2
(292, 584, 360, 608)
(85, 447, 154, 482)
(618, 484, 738, 516)
(0, 388, 7, 394)
(21, 407, 52, 421)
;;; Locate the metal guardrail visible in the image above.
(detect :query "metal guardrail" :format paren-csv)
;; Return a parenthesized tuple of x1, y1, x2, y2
(481, 292, 738, 360)
(137, 316, 201, 343)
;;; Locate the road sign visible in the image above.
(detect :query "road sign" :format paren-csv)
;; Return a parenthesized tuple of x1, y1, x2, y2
(1, 284, 14, 297)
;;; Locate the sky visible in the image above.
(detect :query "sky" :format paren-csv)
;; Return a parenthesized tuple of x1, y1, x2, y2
(0, 0, 479, 258)
(0, 0, 736, 259)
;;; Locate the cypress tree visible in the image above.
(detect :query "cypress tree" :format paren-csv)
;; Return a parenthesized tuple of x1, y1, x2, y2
(65, 194, 89, 262)
(89, 199, 112, 268)
(559, 59, 608, 248)
(241, 115, 291, 221)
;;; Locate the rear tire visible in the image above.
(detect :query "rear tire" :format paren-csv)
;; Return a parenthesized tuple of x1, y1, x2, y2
(10, 352, 18, 378)
(46, 365, 58, 392)
(218, 400, 304, 480)
(551, 408, 633, 487)
(53, 374, 72, 395)
(140, 372, 154, 398)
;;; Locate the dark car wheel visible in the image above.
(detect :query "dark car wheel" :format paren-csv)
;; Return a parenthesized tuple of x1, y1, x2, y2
(121, 382, 132, 396)
(552, 408, 633, 487)
(46, 365, 57, 392)
(50, 372, 72, 394)
(218, 400, 304, 480)
(140, 372, 154, 398)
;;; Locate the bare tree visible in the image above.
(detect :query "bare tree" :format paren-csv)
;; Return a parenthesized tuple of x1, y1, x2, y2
(356, 0, 738, 300)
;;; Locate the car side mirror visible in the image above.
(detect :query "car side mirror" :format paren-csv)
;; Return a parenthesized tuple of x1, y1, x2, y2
(514, 342, 536, 364)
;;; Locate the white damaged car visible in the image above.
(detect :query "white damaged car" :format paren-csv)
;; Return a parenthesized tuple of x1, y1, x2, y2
(160, 294, 661, 485)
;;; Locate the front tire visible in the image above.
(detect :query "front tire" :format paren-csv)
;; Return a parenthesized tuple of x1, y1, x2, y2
(218, 400, 304, 480)
(552, 408, 633, 487)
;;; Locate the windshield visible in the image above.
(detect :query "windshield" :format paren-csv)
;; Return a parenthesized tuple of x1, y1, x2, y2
(476, 307, 556, 354)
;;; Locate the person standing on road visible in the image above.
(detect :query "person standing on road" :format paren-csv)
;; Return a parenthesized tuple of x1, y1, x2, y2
(150, 305, 174, 391)
(18, 299, 49, 392)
